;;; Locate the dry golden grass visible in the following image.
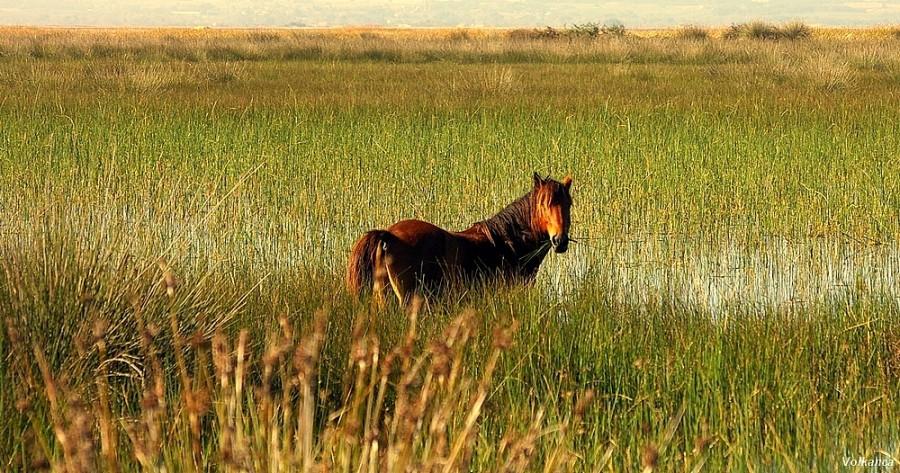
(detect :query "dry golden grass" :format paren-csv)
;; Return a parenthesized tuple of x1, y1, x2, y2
(1, 25, 898, 62)
(8, 285, 600, 472)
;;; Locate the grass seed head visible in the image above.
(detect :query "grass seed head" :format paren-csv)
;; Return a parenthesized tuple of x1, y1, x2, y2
(428, 340, 452, 379)
(91, 318, 108, 343)
(15, 396, 32, 413)
(78, 290, 95, 305)
(186, 388, 211, 416)
(212, 331, 233, 377)
(694, 434, 714, 453)
(140, 392, 158, 410)
(492, 319, 518, 350)
(188, 330, 207, 349)
(157, 258, 177, 297)
(641, 443, 659, 470)
(574, 388, 595, 420)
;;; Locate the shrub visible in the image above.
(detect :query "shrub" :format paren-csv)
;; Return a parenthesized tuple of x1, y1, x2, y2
(570, 22, 601, 38)
(723, 23, 746, 40)
(511, 23, 626, 41)
(781, 21, 812, 40)
(746, 21, 781, 40)
(724, 21, 812, 41)
(535, 26, 562, 40)
(675, 25, 710, 41)
(600, 23, 628, 37)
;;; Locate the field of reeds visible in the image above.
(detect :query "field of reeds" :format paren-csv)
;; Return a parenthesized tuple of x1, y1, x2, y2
(1, 25, 900, 471)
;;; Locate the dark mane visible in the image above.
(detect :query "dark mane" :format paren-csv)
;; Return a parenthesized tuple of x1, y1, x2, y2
(475, 190, 539, 248)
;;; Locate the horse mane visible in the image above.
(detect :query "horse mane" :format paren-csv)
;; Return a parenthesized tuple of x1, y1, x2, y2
(474, 191, 539, 249)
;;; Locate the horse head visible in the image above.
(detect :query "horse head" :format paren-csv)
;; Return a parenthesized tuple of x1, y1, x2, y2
(531, 173, 573, 253)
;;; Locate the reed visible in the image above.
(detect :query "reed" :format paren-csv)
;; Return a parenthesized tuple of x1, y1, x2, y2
(1, 27, 899, 471)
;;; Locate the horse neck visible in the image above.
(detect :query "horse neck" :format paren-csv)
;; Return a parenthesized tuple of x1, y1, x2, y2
(476, 192, 548, 260)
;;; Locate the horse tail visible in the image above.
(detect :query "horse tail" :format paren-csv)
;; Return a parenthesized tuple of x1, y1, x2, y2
(346, 230, 392, 295)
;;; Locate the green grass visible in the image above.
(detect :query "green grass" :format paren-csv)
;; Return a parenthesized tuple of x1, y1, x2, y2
(0, 28, 899, 471)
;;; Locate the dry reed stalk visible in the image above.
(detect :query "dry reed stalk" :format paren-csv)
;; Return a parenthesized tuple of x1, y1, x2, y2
(499, 409, 544, 472)
(93, 319, 118, 472)
(234, 329, 249, 462)
(33, 345, 70, 469)
(125, 292, 166, 469)
(160, 258, 202, 469)
(34, 344, 98, 472)
(13, 294, 599, 472)
(442, 319, 518, 472)
(212, 331, 239, 469)
(294, 310, 326, 472)
(259, 325, 292, 471)
(274, 316, 294, 468)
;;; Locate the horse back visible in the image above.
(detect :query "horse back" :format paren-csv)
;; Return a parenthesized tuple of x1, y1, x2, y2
(384, 219, 483, 280)
(386, 219, 451, 247)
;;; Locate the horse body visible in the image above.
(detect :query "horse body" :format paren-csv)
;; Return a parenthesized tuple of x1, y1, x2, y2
(347, 174, 572, 305)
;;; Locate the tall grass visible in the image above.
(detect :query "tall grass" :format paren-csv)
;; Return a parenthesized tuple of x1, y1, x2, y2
(0, 25, 893, 63)
(1, 28, 899, 470)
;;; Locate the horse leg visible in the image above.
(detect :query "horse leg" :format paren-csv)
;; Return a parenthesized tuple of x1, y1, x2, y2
(382, 250, 419, 307)
(385, 260, 416, 306)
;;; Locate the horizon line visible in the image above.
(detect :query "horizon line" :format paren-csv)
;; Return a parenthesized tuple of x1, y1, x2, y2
(1, 22, 898, 29)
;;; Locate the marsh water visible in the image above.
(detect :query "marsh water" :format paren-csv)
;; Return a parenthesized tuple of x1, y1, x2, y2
(543, 235, 900, 313)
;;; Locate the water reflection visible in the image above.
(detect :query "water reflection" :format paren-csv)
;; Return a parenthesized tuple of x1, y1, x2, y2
(543, 235, 900, 313)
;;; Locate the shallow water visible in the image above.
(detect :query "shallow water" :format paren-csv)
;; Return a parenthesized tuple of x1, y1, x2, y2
(544, 235, 900, 313)
(3, 214, 898, 314)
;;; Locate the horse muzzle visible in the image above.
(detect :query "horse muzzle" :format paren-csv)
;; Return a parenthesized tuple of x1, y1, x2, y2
(550, 235, 569, 253)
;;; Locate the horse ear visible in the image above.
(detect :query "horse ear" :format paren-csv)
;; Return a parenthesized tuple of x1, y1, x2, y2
(562, 175, 572, 190)
(533, 172, 543, 188)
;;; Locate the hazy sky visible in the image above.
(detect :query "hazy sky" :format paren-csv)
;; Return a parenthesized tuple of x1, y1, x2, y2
(1, 1, 899, 27)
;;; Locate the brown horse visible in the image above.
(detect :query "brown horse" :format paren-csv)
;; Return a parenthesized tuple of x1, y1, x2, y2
(346, 173, 573, 305)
